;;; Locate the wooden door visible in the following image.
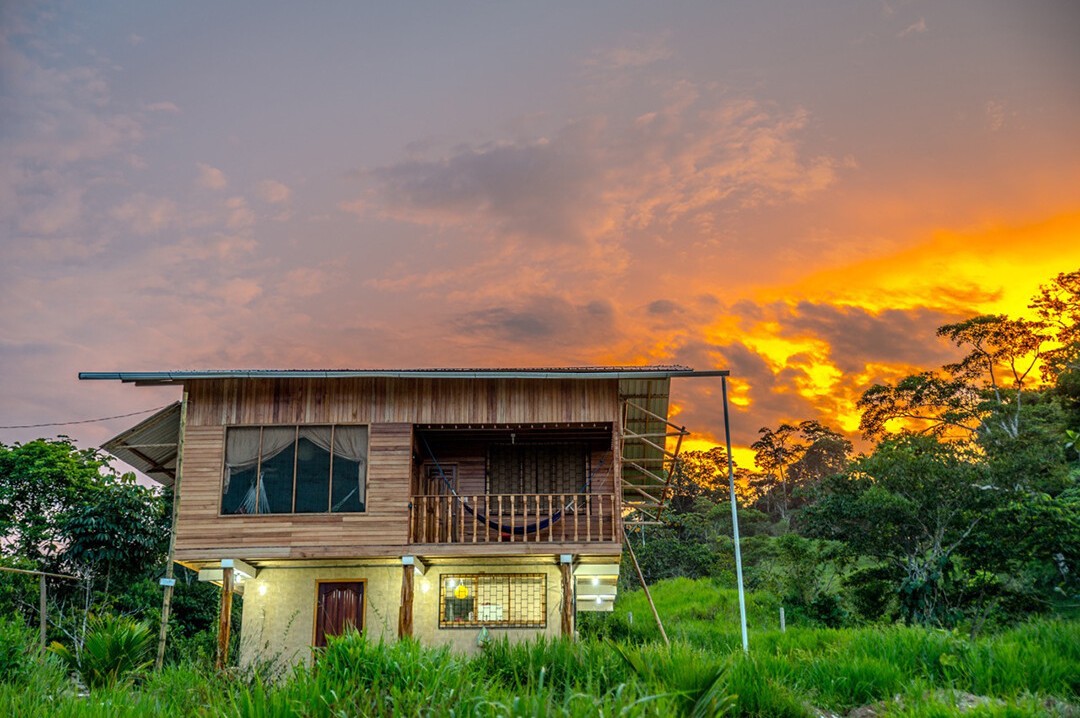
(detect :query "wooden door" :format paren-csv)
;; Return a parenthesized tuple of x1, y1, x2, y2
(314, 581, 364, 647)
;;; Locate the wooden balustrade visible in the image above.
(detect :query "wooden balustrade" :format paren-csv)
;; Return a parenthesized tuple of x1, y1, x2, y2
(408, 493, 620, 544)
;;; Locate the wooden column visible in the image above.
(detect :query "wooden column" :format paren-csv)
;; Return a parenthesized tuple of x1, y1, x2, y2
(398, 564, 415, 639)
(560, 562, 574, 638)
(156, 390, 188, 671)
(39, 574, 47, 650)
(215, 567, 234, 670)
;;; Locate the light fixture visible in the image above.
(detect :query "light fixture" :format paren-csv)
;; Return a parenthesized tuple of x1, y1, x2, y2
(591, 577, 599, 586)
(258, 583, 268, 596)
(420, 579, 431, 594)
(595, 596, 603, 605)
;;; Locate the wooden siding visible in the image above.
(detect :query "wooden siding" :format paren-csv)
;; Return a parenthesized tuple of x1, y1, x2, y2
(175, 423, 413, 559)
(185, 378, 619, 427)
(174, 378, 624, 561)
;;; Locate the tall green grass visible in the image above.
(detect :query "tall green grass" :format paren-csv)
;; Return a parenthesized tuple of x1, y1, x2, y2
(0, 580, 1076, 716)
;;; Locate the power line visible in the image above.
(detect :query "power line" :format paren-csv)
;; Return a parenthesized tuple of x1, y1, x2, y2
(0, 404, 173, 430)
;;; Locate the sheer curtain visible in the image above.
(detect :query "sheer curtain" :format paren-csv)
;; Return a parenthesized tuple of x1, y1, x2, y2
(333, 426, 368, 509)
(224, 427, 296, 513)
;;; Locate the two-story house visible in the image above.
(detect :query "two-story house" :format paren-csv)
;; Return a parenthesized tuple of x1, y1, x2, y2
(81, 366, 723, 664)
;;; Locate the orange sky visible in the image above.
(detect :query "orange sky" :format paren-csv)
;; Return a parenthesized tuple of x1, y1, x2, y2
(2, 2, 1079, 475)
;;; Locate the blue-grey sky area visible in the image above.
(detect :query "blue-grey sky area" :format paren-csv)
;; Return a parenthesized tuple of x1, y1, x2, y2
(3, 1, 1079, 465)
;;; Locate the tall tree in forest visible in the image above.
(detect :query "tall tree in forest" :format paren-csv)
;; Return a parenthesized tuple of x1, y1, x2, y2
(750, 420, 851, 520)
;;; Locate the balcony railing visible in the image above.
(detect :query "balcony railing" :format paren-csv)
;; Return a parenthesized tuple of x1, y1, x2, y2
(409, 493, 620, 544)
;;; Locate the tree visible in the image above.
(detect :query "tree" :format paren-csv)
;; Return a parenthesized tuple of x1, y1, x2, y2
(58, 472, 169, 595)
(750, 420, 851, 520)
(801, 435, 996, 625)
(1029, 269, 1080, 379)
(0, 439, 105, 565)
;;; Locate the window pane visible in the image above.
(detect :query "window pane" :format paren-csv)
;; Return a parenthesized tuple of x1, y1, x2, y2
(259, 427, 296, 513)
(331, 426, 367, 513)
(295, 435, 331, 513)
(222, 427, 262, 514)
(222, 465, 257, 514)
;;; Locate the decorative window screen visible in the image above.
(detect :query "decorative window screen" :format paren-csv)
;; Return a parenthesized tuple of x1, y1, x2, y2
(438, 574, 546, 628)
(221, 425, 367, 515)
(486, 443, 588, 495)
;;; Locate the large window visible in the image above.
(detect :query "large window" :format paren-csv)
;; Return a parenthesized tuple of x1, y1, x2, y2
(220, 425, 367, 515)
(438, 573, 546, 628)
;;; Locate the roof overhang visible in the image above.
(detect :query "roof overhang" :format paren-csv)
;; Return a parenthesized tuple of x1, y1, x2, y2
(79, 366, 729, 386)
(101, 402, 182, 485)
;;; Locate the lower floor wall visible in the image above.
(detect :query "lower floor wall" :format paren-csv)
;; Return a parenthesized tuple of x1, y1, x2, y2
(238, 561, 565, 667)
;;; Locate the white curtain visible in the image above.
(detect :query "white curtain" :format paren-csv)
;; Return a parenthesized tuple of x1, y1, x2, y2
(224, 427, 296, 512)
(333, 426, 368, 509)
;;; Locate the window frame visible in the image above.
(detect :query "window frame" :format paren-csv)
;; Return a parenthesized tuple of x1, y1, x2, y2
(218, 423, 370, 517)
(437, 573, 547, 629)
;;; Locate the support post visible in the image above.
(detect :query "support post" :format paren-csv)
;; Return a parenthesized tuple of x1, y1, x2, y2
(156, 391, 188, 671)
(398, 563, 414, 639)
(215, 566, 234, 670)
(559, 556, 574, 638)
(780, 606, 786, 633)
(39, 574, 46, 650)
(624, 530, 669, 647)
(722, 375, 749, 653)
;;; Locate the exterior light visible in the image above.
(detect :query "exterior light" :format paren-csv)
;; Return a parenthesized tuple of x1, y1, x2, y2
(258, 583, 268, 596)
(420, 579, 432, 594)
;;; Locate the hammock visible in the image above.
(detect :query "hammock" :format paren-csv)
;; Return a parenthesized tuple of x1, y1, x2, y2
(420, 435, 594, 536)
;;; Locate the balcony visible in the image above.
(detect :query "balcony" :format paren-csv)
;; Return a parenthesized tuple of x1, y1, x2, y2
(408, 492, 620, 544)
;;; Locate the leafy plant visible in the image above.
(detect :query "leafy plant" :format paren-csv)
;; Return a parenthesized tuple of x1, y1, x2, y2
(48, 614, 154, 689)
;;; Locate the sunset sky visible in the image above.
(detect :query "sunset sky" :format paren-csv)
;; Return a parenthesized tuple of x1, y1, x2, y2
(2, 1, 1079, 470)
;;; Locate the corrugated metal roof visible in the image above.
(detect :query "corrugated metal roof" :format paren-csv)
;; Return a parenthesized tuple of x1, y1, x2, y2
(80, 366, 728, 384)
(101, 402, 181, 485)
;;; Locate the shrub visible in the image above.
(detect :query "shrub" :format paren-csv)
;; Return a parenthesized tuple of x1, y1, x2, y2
(0, 615, 38, 684)
(48, 614, 154, 690)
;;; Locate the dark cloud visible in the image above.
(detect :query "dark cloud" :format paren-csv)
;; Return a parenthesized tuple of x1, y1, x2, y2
(782, 302, 964, 373)
(366, 121, 601, 244)
(454, 296, 618, 348)
(646, 299, 680, 315)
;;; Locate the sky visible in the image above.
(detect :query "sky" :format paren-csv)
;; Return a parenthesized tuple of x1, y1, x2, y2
(2, 0, 1079, 470)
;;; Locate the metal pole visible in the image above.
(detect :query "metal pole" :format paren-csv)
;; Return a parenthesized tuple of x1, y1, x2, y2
(722, 375, 749, 653)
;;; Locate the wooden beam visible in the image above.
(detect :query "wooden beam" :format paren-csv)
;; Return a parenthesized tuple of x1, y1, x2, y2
(623, 531, 669, 647)
(560, 561, 574, 638)
(39, 574, 46, 650)
(215, 566, 234, 671)
(156, 389, 187, 671)
(398, 563, 414, 639)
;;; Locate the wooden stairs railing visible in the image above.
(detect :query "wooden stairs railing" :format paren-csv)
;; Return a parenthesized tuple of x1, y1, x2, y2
(619, 399, 689, 525)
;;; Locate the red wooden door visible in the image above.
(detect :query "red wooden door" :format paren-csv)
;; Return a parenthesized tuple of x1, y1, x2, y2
(315, 581, 364, 647)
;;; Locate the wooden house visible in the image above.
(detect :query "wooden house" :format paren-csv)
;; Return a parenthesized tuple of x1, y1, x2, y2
(81, 366, 725, 664)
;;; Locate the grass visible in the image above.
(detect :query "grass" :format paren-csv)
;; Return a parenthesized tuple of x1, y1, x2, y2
(0, 579, 1076, 716)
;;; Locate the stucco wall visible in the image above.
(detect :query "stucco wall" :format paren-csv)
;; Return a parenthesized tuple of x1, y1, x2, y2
(239, 561, 566, 668)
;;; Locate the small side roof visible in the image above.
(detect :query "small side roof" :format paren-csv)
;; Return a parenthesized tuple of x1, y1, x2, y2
(101, 401, 181, 486)
(79, 365, 727, 385)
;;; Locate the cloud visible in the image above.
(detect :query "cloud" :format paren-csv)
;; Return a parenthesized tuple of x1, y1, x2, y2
(348, 87, 840, 256)
(455, 296, 618, 348)
(128, 33, 144, 46)
(143, 101, 180, 113)
(256, 179, 291, 204)
(110, 193, 178, 235)
(224, 196, 254, 230)
(196, 162, 227, 190)
(586, 33, 672, 71)
(898, 18, 927, 37)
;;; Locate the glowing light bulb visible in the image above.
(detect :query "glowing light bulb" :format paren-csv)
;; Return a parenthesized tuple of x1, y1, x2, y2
(258, 583, 268, 596)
